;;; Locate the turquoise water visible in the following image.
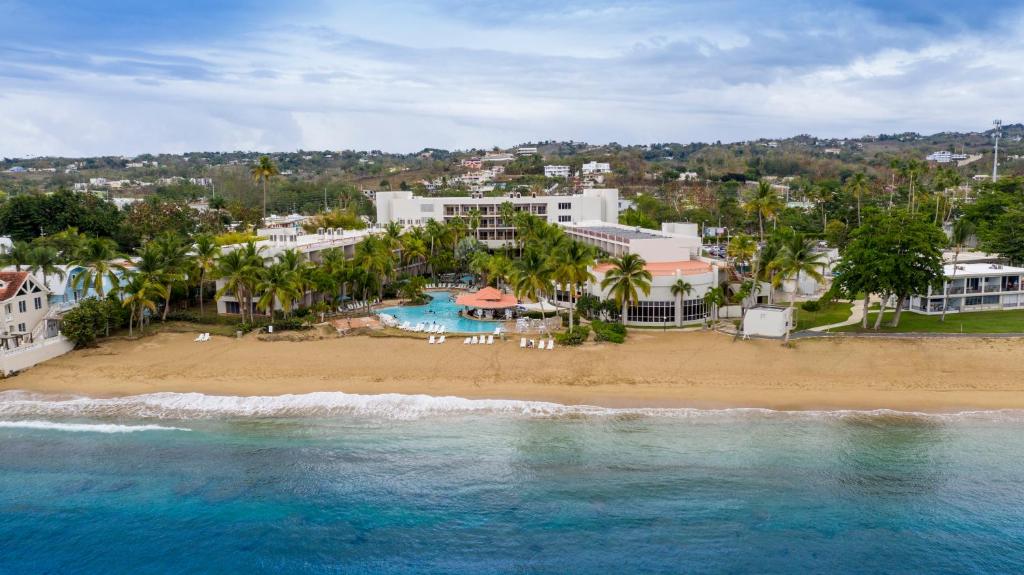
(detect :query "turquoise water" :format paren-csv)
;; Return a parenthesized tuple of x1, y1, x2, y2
(1, 391, 1024, 574)
(377, 291, 504, 333)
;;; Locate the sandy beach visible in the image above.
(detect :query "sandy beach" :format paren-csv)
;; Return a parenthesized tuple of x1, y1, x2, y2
(4, 330, 1024, 411)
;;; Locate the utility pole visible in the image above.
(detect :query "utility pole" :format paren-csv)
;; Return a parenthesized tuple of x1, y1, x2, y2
(992, 119, 1002, 182)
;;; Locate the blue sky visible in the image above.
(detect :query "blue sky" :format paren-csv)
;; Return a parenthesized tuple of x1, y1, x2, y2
(1, 0, 1022, 157)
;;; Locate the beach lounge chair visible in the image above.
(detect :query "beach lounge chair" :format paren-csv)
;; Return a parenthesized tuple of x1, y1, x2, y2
(194, 334, 203, 342)
(493, 327, 501, 335)
(547, 339, 554, 350)
(486, 335, 494, 345)
(438, 335, 445, 344)
(201, 333, 210, 342)
(520, 337, 527, 348)
(471, 336, 478, 344)
(428, 335, 435, 344)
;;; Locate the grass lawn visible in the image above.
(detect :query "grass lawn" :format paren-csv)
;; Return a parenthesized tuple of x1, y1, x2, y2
(792, 300, 855, 330)
(836, 309, 1024, 334)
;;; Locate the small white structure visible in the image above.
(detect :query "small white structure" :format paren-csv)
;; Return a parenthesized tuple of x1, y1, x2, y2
(581, 161, 612, 175)
(742, 306, 793, 338)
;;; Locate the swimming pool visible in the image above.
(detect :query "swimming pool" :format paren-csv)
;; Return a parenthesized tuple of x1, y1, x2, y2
(377, 291, 504, 334)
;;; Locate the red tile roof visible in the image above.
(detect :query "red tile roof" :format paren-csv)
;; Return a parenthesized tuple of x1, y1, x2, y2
(0, 271, 29, 302)
(455, 286, 519, 309)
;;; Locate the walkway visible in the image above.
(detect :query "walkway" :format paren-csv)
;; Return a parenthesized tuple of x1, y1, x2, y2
(806, 298, 866, 332)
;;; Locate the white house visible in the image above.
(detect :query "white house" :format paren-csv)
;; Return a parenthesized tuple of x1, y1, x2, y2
(544, 165, 571, 178)
(581, 161, 612, 175)
(909, 262, 1024, 314)
(375, 189, 620, 248)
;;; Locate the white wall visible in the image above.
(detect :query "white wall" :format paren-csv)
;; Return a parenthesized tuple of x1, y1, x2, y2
(0, 336, 74, 376)
(742, 307, 792, 338)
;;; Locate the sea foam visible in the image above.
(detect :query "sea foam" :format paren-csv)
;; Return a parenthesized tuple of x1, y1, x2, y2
(0, 420, 189, 433)
(0, 389, 1021, 422)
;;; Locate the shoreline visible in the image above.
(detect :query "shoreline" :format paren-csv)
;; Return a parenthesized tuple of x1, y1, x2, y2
(4, 330, 1024, 412)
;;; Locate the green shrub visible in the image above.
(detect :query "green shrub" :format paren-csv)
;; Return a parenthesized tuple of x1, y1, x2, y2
(555, 325, 591, 346)
(238, 316, 312, 334)
(592, 320, 627, 343)
(800, 300, 821, 312)
(61, 298, 127, 347)
(525, 310, 562, 319)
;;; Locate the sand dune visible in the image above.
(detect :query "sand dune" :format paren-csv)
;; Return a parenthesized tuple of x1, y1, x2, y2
(5, 330, 1024, 411)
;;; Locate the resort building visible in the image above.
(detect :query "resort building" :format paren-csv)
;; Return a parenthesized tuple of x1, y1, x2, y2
(909, 263, 1024, 314)
(374, 189, 620, 248)
(0, 271, 54, 347)
(215, 226, 377, 316)
(563, 222, 723, 327)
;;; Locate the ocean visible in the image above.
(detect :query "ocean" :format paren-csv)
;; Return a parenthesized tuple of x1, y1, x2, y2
(1, 390, 1023, 574)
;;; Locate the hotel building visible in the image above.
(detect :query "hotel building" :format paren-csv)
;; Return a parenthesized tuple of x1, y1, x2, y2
(909, 263, 1024, 314)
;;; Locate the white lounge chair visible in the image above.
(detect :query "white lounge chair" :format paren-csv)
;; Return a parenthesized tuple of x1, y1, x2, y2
(547, 339, 554, 350)
(201, 333, 210, 342)
(428, 335, 435, 344)
(471, 336, 478, 344)
(486, 335, 494, 345)
(194, 334, 203, 342)
(438, 335, 446, 344)
(520, 337, 527, 348)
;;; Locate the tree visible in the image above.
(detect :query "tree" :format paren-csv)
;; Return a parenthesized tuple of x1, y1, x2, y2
(979, 208, 1024, 266)
(670, 278, 693, 327)
(550, 241, 596, 330)
(745, 180, 784, 240)
(844, 172, 870, 226)
(355, 235, 394, 309)
(256, 262, 300, 317)
(121, 273, 167, 336)
(1, 241, 32, 271)
(599, 253, 652, 325)
(215, 241, 265, 323)
(767, 231, 826, 344)
(399, 275, 427, 304)
(192, 234, 219, 317)
(703, 286, 726, 322)
(512, 248, 555, 335)
(153, 232, 190, 321)
(250, 155, 279, 219)
(27, 245, 66, 283)
(941, 219, 976, 322)
(72, 237, 127, 299)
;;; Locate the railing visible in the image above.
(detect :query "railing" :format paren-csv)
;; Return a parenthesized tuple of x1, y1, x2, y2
(984, 285, 1002, 293)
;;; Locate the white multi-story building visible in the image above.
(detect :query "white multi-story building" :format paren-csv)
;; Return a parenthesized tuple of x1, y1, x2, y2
(375, 189, 619, 248)
(910, 263, 1024, 314)
(562, 222, 722, 326)
(516, 146, 538, 156)
(544, 165, 571, 178)
(215, 226, 377, 316)
(581, 161, 612, 175)
(925, 151, 969, 164)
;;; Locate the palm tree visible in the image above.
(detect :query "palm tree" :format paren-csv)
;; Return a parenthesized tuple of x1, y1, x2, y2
(2, 241, 32, 271)
(550, 241, 596, 330)
(192, 234, 219, 317)
(844, 173, 870, 226)
(703, 286, 726, 323)
(27, 245, 66, 283)
(487, 253, 513, 290)
(400, 235, 428, 269)
(72, 237, 126, 299)
(214, 242, 265, 323)
(767, 232, 826, 344)
(256, 262, 301, 317)
(250, 155, 279, 219)
(727, 233, 757, 278)
(355, 236, 394, 310)
(466, 208, 482, 240)
(121, 273, 167, 337)
(746, 180, 784, 240)
(153, 232, 190, 321)
(670, 278, 693, 327)
(600, 253, 652, 325)
(940, 219, 976, 323)
(512, 248, 554, 335)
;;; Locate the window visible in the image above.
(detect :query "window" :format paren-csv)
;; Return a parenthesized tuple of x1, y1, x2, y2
(680, 298, 707, 322)
(982, 295, 999, 305)
(627, 301, 675, 324)
(557, 202, 572, 210)
(420, 204, 434, 213)
(558, 215, 572, 223)
(34, 296, 42, 310)
(4, 304, 9, 314)
(17, 323, 25, 333)
(225, 301, 240, 314)
(964, 296, 983, 306)
(17, 301, 26, 313)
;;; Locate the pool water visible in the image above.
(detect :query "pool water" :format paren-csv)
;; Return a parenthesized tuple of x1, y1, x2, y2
(377, 291, 504, 333)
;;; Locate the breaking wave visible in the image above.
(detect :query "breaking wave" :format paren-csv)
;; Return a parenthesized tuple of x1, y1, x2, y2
(0, 390, 1021, 422)
(0, 420, 189, 433)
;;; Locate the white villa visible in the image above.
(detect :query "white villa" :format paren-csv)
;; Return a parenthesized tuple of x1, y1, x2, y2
(374, 189, 620, 248)
(564, 222, 723, 326)
(581, 161, 612, 175)
(910, 263, 1024, 314)
(544, 165, 571, 178)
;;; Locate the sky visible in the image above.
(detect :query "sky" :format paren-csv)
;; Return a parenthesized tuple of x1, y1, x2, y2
(1, 0, 1022, 157)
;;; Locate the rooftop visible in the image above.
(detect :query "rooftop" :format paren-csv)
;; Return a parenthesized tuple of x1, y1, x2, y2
(571, 225, 667, 241)
(945, 263, 1024, 276)
(0, 271, 29, 302)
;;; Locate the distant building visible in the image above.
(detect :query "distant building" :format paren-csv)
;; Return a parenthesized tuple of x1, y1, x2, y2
(72, 183, 89, 193)
(677, 171, 699, 182)
(482, 153, 515, 163)
(461, 158, 483, 170)
(544, 165, 571, 178)
(926, 151, 968, 164)
(516, 146, 538, 156)
(5, 167, 26, 173)
(824, 148, 842, 155)
(88, 178, 108, 186)
(581, 161, 611, 175)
